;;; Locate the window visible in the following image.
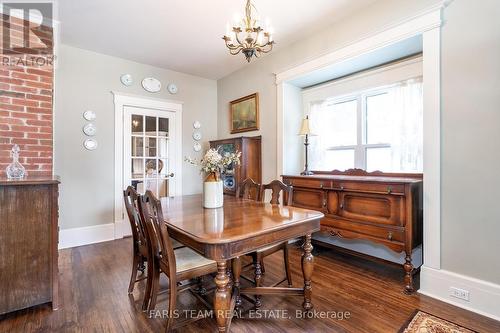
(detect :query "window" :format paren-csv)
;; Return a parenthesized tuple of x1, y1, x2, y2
(308, 78, 423, 173)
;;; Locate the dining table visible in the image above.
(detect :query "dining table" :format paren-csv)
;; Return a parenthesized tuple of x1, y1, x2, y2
(160, 194, 324, 332)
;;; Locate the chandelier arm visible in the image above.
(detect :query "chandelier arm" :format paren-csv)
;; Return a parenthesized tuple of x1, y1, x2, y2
(224, 40, 241, 51)
(233, 32, 245, 48)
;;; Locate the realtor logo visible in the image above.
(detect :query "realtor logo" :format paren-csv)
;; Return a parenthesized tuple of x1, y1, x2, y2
(2, 2, 54, 55)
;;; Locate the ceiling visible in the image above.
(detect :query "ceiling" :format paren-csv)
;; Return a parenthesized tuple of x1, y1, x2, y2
(57, 0, 377, 80)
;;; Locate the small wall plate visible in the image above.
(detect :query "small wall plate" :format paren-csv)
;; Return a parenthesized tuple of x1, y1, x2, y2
(83, 123, 97, 136)
(83, 138, 98, 150)
(193, 142, 202, 152)
(142, 77, 162, 93)
(193, 121, 201, 129)
(120, 74, 133, 86)
(83, 110, 96, 121)
(167, 83, 178, 94)
(192, 131, 202, 141)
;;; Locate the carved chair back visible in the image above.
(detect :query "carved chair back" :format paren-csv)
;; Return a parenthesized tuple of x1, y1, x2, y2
(260, 180, 293, 206)
(123, 186, 148, 250)
(139, 190, 177, 279)
(238, 177, 261, 201)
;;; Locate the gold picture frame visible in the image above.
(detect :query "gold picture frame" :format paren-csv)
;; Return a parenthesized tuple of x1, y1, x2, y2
(230, 93, 259, 134)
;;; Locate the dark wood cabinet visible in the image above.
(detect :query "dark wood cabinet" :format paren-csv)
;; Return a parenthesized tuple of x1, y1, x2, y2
(282, 169, 422, 293)
(210, 136, 262, 196)
(0, 176, 60, 315)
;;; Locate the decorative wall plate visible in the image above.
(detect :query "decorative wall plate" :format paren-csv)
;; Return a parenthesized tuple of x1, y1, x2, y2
(193, 121, 201, 129)
(142, 77, 162, 93)
(83, 123, 97, 136)
(192, 131, 202, 141)
(83, 139, 98, 150)
(83, 110, 96, 121)
(167, 83, 178, 94)
(120, 74, 133, 86)
(193, 142, 202, 152)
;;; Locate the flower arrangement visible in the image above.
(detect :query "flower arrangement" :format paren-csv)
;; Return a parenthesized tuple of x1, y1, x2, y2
(186, 148, 241, 181)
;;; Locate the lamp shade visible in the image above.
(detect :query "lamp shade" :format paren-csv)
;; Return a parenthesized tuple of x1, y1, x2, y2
(298, 116, 316, 136)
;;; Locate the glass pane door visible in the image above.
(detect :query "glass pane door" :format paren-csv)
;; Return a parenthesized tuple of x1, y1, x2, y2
(125, 106, 173, 200)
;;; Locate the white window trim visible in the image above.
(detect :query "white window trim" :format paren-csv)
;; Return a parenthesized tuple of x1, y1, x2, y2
(112, 91, 183, 239)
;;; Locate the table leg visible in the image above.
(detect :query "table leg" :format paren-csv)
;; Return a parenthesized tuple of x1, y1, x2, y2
(301, 234, 314, 311)
(254, 259, 263, 309)
(232, 257, 242, 310)
(214, 260, 231, 332)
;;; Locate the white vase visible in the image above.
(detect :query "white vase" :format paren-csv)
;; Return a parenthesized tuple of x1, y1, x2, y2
(203, 180, 223, 208)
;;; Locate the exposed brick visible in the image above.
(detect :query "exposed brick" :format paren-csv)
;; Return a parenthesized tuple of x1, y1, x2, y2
(27, 94, 52, 102)
(23, 80, 51, 89)
(11, 125, 39, 133)
(0, 130, 23, 138)
(26, 68, 52, 77)
(0, 103, 24, 111)
(11, 98, 39, 107)
(27, 107, 52, 114)
(11, 72, 39, 81)
(0, 77, 23, 85)
(27, 132, 52, 139)
(10, 85, 38, 94)
(26, 119, 51, 127)
(10, 111, 39, 119)
(1, 117, 25, 125)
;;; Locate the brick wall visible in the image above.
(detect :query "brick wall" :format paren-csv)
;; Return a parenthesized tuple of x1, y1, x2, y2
(0, 14, 54, 175)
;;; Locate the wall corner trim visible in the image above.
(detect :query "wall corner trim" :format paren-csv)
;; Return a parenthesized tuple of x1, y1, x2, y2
(420, 266, 500, 321)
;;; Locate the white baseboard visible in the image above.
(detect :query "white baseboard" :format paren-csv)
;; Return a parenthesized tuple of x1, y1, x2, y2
(59, 223, 116, 249)
(420, 266, 500, 321)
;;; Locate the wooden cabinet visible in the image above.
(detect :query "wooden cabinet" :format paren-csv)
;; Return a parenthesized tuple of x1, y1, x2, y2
(210, 136, 262, 196)
(0, 176, 60, 315)
(283, 169, 422, 293)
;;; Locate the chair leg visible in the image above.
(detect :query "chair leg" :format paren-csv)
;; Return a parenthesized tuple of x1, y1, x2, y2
(254, 253, 262, 309)
(260, 258, 266, 274)
(148, 262, 161, 311)
(165, 283, 177, 333)
(284, 244, 293, 287)
(128, 251, 140, 294)
(142, 258, 153, 311)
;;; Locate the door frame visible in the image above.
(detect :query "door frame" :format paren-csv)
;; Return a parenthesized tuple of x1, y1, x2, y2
(112, 91, 183, 238)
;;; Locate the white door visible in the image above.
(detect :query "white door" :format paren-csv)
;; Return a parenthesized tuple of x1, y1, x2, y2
(123, 106, 178, 199)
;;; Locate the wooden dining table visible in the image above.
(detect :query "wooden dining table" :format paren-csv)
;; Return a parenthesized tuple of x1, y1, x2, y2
(160, 194, 324, 332)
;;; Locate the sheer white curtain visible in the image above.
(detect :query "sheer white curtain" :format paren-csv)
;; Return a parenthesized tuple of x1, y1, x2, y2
(308, 101, 327, 170)
(307, 77, 423, 173)
(388, 78, 423, 172)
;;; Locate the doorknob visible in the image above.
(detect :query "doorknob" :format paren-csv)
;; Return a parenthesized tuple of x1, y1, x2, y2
(168, 173, 174, 177)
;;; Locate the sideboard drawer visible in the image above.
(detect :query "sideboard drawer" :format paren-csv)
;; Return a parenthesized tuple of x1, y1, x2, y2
(292, 188, 325, 211)
(334, 181, 405, 195)
(322, 217, 405, 243)
(338, 192, 405, 226)
(285, 177, 331, 189)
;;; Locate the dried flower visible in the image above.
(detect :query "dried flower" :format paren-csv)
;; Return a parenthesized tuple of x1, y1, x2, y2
(185, 148, 241, 176)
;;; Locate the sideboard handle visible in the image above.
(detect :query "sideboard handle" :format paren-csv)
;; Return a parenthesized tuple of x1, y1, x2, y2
(387, 232, 393, 241)
(330, 230, 344, 238)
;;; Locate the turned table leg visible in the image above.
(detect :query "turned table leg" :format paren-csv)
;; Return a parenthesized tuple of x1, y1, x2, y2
(214, 261, 231, 332)
(232, 257, 242, 311)
(404, 253, 414, 294)
(301, 234, 314, 311)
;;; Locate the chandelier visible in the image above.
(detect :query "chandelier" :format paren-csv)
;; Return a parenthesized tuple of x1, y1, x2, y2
(222, 0, 275, 62)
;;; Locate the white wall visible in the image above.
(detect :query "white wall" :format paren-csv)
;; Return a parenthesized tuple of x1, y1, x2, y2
(55, 45, 217, 230)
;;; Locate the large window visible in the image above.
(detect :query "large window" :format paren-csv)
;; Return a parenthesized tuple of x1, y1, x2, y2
(308, 78, 423, 173)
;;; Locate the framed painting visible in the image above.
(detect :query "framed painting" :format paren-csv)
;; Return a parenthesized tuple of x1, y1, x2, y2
(230, 93, 259, 134)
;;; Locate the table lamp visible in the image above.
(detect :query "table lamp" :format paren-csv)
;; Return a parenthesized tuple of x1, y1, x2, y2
(299, 116, 316, 175)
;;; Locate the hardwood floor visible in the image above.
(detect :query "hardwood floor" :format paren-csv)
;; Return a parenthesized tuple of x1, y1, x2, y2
(1, 238, 499, 332)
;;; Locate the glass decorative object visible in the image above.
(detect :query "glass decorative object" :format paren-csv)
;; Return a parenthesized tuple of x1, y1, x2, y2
(5, 144, 26, 179)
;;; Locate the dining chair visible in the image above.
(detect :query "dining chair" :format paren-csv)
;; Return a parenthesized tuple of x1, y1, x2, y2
(253, 180, 294, 306)
(238, 177, 261, 201)
(123, 186, 151, 295)
(123, 187, 185, 299)
(139, 190, 217, 332)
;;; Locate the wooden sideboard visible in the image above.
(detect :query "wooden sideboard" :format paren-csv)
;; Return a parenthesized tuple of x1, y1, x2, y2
(210, 136, 262, 196)
(0, 176, 60, 315)
(282, 169, 422, 293)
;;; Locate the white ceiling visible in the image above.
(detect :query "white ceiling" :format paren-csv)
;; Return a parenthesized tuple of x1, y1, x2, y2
(58, 0, 377, 80)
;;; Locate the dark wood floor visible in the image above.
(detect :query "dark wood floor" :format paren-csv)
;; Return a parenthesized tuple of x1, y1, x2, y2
(1, 238, 499, 333)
